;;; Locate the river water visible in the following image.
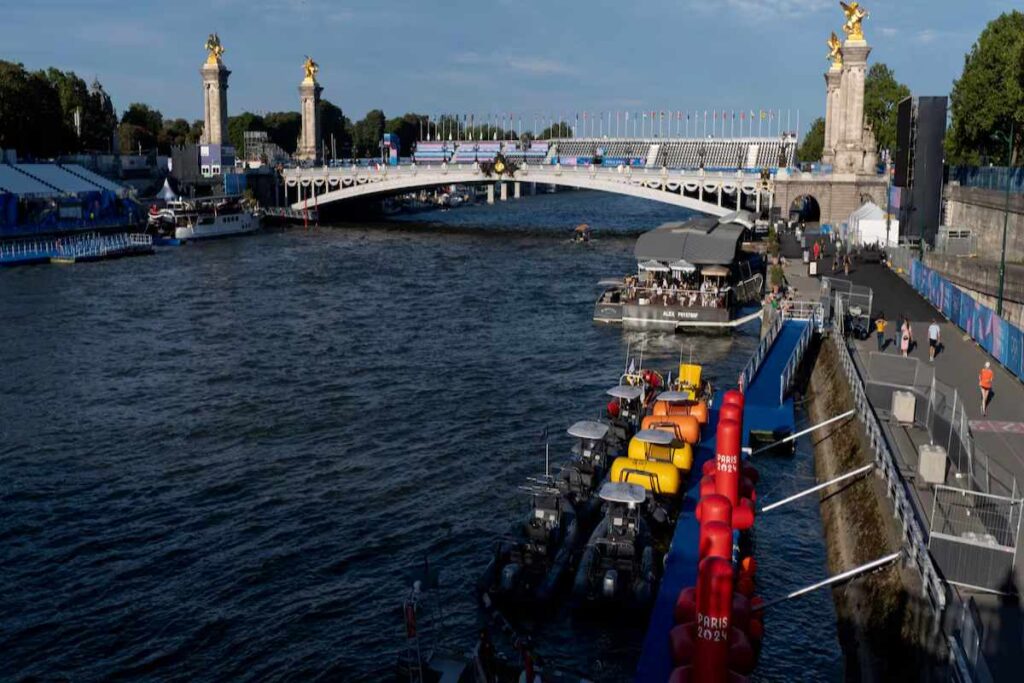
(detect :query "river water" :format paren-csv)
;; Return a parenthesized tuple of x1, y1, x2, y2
(0, 191, 839, 681)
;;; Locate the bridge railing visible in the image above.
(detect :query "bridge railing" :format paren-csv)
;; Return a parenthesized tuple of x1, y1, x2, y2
(779, 315, 814, 404)
(739, 308, 782, 393)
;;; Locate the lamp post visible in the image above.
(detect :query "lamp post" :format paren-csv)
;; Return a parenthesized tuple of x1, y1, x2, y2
(996, 120, 1015, 317)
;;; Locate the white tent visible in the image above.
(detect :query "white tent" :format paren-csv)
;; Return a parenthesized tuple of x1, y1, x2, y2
(847, 201, 898, 247)
(157, 178, 178, 202)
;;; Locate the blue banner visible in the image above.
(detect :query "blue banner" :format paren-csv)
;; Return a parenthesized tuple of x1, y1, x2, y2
(909, 260, 1024, 380)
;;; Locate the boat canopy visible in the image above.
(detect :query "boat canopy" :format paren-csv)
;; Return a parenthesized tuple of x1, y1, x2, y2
(702, 265, 730, 278)
(633, 429, 676, 446)
(607, 385, 644, 401)
(638, 259, 670, 272)
(597, 278, 623, 286)
(654, 390, 693, 403)
(567, 420, 610, 440)
(599, 481, 647, 505)
(634, 216, 746, 265)
(669, 259, 696, 274)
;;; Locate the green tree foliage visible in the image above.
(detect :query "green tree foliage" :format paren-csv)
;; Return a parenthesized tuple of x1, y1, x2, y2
(227, 112, 266, 155)
(539, 121, 572, 139)
(797, 117, 825, 163)
(320, 99, 353, 159)
(0, 61, 73, 158)
(82, 79, 118, 152)
(352, 109, 386, 158)
(119, 103, 163, 154)
(864, 63, 911, 154)
(159, 118, 198, 151)
(263, 111, 302, 154)
(947, 11, 1024, 165)
(385, 113, 426, 157)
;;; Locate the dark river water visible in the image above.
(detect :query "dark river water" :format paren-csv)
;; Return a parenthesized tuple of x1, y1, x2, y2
(0, 191, 839, 681)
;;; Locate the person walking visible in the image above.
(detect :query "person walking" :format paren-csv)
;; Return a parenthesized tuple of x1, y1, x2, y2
(927, 319, 941, 361)
(899, 325, 911, 357)
(843, 253, 850, 276)
(875, 313, 887, 351)
(979, 361, 994, 416)
(812, 240, 821, 263)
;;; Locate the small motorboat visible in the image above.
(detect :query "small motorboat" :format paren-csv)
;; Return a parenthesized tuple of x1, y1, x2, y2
(572, 223, 592, 243)
(605, 384, 645, 444)
(477, 482, 580, 608)
(571, 482, 658, 611)
(558, 420, 615, 514)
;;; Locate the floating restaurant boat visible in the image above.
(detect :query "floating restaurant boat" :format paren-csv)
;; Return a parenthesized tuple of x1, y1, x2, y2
(146, 196, 259, 244)
(594, 211, 765, 331)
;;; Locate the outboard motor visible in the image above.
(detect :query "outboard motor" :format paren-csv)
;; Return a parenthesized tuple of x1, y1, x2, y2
(501, 563, 521, 591)
(602, 569, 618, 598)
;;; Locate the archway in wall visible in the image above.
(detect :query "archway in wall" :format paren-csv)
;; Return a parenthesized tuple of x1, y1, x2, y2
(788, 195, 821, 223)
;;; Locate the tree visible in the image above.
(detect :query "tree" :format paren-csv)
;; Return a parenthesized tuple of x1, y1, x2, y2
(0, 61, 66, 158)
(227, 112, 266, 156)
(320, 99, 353, 159)
(385, 113, 425, 157)
(82, 79, 118, 152)
(947, 11, 1024, 165)
(43, 68, 90, 153)
(539, 121, 572, 139)
(263, 111, 302, 154)
(352, 109, 386, 157)
(797, 117, 825, 163)
(160, 118, 198, 151)
(119, 103, 163, 153)
(864, 63, 910, 155)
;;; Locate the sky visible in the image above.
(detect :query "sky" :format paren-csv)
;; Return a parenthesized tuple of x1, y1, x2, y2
(1, 0, 1019, 133)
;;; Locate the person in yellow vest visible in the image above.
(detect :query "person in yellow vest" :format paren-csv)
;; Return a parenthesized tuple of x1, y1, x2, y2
(874, 313, 887, 351)
(979, 362, 994, 416)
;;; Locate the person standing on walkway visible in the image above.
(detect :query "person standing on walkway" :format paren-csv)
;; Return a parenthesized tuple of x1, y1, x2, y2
(928, 319, 941, 361)
(900, 325, 911, 357)
(979, 361, 994, 416)
(812, 240, 821, 263)
(875, 314, 887, 351)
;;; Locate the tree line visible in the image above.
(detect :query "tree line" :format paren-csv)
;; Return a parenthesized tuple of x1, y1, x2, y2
(798, 10, 1024, 167)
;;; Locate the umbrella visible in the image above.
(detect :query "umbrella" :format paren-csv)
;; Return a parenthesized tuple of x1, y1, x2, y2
(669, 259, 696, 274)
(638, 259, 669, 272)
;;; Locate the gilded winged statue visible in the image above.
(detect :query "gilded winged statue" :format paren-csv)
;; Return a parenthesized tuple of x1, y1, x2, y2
(303, 56, 319, 81)
(840, 2, 868, 41)
(205, 33, 225, 63)
(827, 31, 843, 67)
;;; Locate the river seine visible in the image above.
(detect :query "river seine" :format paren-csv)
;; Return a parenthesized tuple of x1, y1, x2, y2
(1, 191, 840, 681)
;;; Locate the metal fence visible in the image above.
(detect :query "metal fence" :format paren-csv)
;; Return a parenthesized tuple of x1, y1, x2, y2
(946, 596, 994, 683)
(950, 165, 1024, 194)
(887, 245, 918, 275)
(830, 323, 947, 613)
(929, 486, 1023, 594)
(779, 316, 814, 404)
(739, 308, 782, 393)
(935, 231, 977, 257)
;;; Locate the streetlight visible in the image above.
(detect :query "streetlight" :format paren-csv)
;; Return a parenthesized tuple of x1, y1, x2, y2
(993, 121, 1015, 317)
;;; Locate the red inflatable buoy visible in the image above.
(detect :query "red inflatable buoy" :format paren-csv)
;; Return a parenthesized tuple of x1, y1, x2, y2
(696, 493, 732, 526)
(722, 389, 745, 409)
(715, 419, 742, 506)
(694, 556, 733, 683)
(674, 585, 697, 625)
(699, 520, 733, 563)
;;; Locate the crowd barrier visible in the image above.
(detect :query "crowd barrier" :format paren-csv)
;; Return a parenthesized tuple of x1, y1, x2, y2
(910, 261, 1024, 381)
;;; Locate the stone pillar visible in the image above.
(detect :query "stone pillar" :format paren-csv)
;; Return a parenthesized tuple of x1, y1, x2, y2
(500, 182, 508, 201)
(835, 41, 873, 174)
(822, 68, 842, 165)
(296, 78, 323, 163)
(200, 60, 230, 145)
(486, 184, 495, 204)
(513, 181, 521, 199)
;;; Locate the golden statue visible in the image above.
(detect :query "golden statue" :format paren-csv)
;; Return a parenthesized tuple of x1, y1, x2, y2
(827, 32, 843, 68)
(302, 56, 319, 82)
(840, 2, 869, 42)
(204, 33, 225, 64)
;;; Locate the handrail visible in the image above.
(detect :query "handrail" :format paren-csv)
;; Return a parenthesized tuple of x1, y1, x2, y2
(739, 308, 782, 393)
(779, 318, 814, 404)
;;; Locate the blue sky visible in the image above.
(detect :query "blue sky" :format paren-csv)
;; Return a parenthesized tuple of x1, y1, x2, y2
(1, 0, 1018, 132)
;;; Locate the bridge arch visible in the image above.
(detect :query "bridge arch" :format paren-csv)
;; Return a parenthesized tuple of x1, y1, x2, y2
(282, 164, 774, 218)
(788, 194, 821, 223)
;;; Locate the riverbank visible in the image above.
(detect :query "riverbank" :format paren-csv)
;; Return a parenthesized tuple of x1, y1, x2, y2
(804, 337, 947, 681)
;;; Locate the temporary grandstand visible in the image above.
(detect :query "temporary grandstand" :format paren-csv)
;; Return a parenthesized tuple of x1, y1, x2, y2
(403, 136, 794, 171)
(0, 163, 138, 239)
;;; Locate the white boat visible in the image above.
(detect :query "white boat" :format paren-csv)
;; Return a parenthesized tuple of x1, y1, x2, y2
(147, 196, 260, 243)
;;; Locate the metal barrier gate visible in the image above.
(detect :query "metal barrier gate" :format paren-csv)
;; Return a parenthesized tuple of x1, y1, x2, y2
(929, 486, 1023, 594)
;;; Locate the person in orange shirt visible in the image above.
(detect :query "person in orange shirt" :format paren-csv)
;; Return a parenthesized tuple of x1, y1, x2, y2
(979, 361, 994, 416)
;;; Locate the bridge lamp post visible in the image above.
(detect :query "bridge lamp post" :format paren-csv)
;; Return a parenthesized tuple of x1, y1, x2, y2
(992, 121, 1015, 317)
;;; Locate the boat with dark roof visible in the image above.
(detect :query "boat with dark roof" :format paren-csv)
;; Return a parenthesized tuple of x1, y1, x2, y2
(594, 211, 765, 331)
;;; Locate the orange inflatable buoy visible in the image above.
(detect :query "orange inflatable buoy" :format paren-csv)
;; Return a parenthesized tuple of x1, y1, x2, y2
(641, 414, 700, 445)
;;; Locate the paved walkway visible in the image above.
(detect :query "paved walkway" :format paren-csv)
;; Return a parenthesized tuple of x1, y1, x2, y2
(780, 232, 1024, 679)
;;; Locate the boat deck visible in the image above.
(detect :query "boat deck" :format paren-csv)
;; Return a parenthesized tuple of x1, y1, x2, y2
(635, 319, 807, 682)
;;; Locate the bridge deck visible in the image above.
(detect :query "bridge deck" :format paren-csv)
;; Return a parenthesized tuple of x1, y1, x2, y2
(635, 320, 806, 682)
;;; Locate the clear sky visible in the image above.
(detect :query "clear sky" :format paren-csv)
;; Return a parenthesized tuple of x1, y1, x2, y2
(1, 0, 1018, 131)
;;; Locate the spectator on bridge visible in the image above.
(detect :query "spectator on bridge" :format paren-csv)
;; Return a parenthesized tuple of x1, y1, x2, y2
(979, 362, 994, 416)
